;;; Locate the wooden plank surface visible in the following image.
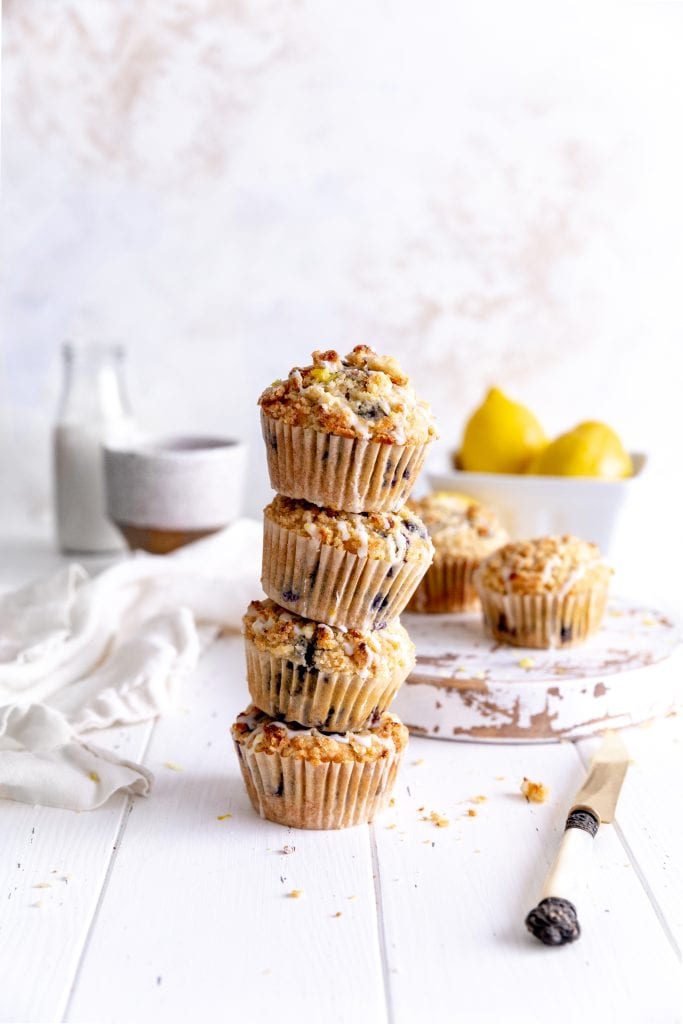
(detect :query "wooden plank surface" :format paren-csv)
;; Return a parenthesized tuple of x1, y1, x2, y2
(64, 637, 388, 1024)
(577, 714, 683, 956)
(0, 721, 153, 1024)
(373, 736, 682, 1024)
(1, 543, 681, 1024)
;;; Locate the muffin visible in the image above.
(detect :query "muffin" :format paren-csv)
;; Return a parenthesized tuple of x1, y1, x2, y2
(243, 599, 416, 732)
(474, 535, 612, 649)
(262, 495, 434, 630)
(232, 706, 409, 829)
(406, 492, 508, 613)
(258, 346, 438, 512)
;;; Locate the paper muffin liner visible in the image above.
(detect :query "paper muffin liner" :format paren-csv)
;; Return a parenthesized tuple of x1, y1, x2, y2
(262, 516, 430, 630)
(261, 411, 429, 513)
(244, 643, 412, 732)
(233, 742, 403, 829)
(406, 553, 481, 613)
(476, 584, 609, 649)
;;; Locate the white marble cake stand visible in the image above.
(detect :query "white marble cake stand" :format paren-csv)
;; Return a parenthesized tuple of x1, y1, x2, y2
(392, 598, 683, 743)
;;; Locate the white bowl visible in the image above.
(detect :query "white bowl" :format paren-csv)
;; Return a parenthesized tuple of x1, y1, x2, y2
(104, 435, 247, 532)
(428, 453, 646, 554)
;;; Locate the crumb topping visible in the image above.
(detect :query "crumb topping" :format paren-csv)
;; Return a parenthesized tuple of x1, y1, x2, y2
(265, 495, 434, 564)
(476, 535, 612, 596)
(408, 492, 508, 558)
(258, 346, 438, 445)
(232, 706, 409, 765)
(243, 599, 415, 677)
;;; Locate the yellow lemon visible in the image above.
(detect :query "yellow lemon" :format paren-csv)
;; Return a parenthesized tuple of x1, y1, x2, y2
(527, 421, 632, 478)
(459, 387, 547, 474)
(430, 490, 477, 506)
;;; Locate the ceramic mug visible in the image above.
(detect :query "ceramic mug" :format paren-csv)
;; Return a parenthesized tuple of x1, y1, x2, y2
(104, 435, 247, 553)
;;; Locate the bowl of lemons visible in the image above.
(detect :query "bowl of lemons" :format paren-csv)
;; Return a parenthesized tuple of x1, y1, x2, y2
(428, 387, 645, 553)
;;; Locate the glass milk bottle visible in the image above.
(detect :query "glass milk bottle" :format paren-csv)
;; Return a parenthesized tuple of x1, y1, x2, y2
(53, 341, 135, 553)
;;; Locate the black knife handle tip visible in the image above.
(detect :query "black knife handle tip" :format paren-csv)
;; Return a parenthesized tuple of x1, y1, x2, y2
(525, 897, 580, 946)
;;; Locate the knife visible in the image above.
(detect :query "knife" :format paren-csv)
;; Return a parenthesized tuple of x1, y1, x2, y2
(525, 731, 630, 946)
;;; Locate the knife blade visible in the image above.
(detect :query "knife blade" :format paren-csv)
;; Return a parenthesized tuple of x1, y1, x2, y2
(525, 731, 630, 946)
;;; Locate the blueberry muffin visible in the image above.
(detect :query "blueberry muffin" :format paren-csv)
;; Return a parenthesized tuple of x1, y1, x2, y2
(259, 346, 438, 512)
(406, 492, 508, 613)
(262, 495, 434, 630)
(232, 706, 409, 829)
(474, 535, 613, 648)
(243, 599, 415, 732)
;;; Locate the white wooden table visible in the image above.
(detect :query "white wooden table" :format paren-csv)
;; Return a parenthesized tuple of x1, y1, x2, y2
(0, 538, 681, 1024)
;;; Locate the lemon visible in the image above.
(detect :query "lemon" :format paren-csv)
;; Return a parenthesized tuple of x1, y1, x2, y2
(459, 387, 547, 474)
(430, 490, 477, 506)
(527, 421, 632, 478)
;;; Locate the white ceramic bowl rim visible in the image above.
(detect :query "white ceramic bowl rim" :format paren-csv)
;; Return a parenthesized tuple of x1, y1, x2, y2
(440, 451, 646, 486)
(104, 435, 244, 460)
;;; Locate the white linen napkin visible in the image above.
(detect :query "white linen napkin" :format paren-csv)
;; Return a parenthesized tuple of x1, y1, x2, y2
(0, 518, 262, 811)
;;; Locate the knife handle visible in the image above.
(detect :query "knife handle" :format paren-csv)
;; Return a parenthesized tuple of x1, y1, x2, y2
(525, 809, 599, 946)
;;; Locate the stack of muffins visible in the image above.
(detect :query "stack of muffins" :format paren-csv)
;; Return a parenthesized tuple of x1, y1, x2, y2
(231, 346, 438, 830)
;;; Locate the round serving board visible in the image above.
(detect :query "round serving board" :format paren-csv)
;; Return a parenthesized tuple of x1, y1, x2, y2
(393, 598, 683, 743)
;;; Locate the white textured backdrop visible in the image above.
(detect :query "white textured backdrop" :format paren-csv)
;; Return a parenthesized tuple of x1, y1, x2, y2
(2, 1, 682, 591)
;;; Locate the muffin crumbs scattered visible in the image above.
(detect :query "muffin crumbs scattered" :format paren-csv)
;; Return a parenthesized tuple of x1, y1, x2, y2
(467, 809, 478, 817)
(287, 889, 303, 899)
(216, 813, 232, 821)
(88, 771, 100, 783)
(521, 777, 549, 803)
(164, 762, 184, 772)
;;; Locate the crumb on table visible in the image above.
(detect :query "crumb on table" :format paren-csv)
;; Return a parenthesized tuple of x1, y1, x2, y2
(521, 777, 549, 803)
(287, 889, 303, 899)
(421, 810, 449, 827)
